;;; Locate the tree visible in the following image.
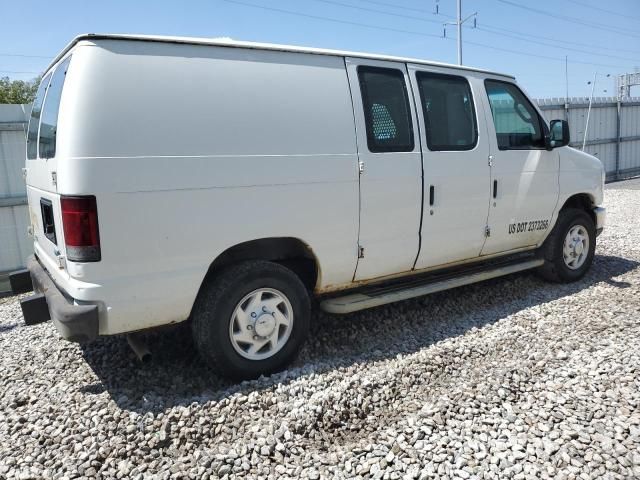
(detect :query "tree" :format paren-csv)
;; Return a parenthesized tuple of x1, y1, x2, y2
(0, 76, 41, 104)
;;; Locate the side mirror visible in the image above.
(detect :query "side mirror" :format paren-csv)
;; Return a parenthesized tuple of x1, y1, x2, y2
(548, 119, 570, 149)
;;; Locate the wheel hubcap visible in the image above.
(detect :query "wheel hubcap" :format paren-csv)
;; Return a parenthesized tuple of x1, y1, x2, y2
(562, 225, 589, 270)
(254, 313, 276, 337)
(229, 288, 293, 361)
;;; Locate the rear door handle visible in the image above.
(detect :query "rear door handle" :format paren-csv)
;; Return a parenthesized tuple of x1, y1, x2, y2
(493, 180, 498, 199)
(429, 185, 435, 206)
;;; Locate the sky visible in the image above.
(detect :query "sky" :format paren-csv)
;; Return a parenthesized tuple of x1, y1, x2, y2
(1, 0, 639, 99)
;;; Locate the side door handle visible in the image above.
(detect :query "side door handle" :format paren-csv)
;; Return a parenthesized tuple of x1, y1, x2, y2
(493, 180, 498, 199)
(429, 185, 435, 206)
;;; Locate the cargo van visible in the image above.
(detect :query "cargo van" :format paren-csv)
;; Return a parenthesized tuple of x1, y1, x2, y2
(11, 34, 605, 379)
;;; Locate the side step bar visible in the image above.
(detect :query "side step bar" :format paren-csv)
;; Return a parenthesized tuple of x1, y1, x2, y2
(320, 258, 544, 314)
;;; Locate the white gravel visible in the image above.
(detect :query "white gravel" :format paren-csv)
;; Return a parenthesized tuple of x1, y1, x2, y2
(1, 184, 639, 480)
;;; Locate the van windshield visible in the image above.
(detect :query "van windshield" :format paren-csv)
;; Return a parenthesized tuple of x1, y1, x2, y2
(26, 73, 51, 160)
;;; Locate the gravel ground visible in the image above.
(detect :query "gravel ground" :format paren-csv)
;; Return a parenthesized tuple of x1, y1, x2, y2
(1, 185, 639, 480)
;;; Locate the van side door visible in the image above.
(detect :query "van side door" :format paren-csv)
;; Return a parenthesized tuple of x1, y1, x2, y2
(480, 79, 560, 255)
(345, 58, 422, 281)
(407, 66, 492, 269)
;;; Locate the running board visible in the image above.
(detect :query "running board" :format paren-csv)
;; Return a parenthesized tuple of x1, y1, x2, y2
(320, 258, 544, 314)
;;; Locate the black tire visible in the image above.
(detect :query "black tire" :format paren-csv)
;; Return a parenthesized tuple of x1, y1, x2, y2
(191, 260, 310, 380)
(536, 208, 596, 283)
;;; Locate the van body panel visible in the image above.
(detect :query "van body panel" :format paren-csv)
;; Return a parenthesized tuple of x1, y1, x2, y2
(479, 79, 561, 255)
(558, 147, 604, 207)
(25, 40, 362, 334)
(63, 41, 358, 159)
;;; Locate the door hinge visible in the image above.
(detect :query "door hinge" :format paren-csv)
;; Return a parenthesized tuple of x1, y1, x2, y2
(485, 226, 491, 237)
(358, 160, 365, 174)
(358, 245, 365, 258)
(51, 171, 57, 187)
(488, 155, 494, 167)
(22, 168, 27, 180)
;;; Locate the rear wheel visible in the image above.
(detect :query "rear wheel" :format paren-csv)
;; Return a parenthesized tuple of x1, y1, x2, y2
(536, 208, 596, 283)
(192, 260, 310, 380)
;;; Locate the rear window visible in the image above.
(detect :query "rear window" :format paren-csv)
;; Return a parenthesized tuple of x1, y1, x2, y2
(26, 73, 51, 160)
(357, 66, 414, 153)
(39, 56, 72, 159)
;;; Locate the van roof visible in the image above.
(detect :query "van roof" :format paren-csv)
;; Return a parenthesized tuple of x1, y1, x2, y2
(48, 33, 515, 79)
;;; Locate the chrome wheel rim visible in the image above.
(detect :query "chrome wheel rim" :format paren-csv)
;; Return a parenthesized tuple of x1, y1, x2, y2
(563, 225, 589, 270)
(229, 288, 294, 361)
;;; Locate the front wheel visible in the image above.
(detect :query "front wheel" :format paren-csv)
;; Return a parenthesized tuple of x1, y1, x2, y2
(536, 208, 596, 283)
(192, 260, 310, 379)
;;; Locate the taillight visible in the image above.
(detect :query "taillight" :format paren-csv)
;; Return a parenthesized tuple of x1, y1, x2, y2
(60, 196, 101, 262)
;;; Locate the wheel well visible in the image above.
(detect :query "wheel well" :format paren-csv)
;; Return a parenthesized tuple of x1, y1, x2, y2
(560, 193, 595, 224)
(207, 237, 319, 291)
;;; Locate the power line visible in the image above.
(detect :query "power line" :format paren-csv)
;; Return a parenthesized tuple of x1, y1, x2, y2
(352, 0, 640, 56)
(465, 39, 626, 69)
(310, 0, 441, 25)
(475, 25, 640, 64)
(223, 0, 631, 69)
(312, 0, 640, 63)
(469, 22, 640, 56)
(495, 0, 640, 39)
(563, 0, 640, 23)
(222, 0, 443, 38)
(358, 0, 433, 14)
(0, 53, 51, 59)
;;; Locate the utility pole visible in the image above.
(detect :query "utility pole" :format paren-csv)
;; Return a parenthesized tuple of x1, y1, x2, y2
(443, 0, 477, 65)
(565, 55, 569, 102)
(457, 0, 462, 65)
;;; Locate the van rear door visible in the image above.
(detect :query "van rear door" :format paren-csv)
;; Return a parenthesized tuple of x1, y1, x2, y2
(25, 56, 72, 266)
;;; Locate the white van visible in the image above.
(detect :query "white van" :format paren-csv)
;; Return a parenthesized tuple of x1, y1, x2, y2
(11, 34, 605, 379)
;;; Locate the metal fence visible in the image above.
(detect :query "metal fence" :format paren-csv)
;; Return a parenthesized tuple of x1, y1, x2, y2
(0, 97, 639, 281)
(536, 97, 640, 181)
(0, 104, 31, 278)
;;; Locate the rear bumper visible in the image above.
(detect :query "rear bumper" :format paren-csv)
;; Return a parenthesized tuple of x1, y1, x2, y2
(594, 206, 606, 236)
(11, 255, 99, 343)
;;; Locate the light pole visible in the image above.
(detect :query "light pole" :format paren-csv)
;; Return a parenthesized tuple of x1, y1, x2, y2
(583, 73, 611, 151)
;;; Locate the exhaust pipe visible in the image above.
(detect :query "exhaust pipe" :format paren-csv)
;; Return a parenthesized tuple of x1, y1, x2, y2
(127, 334, 151, 363)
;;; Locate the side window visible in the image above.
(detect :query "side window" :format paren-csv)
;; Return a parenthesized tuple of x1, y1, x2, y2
(416, 72, 477, 151)
(485, 80, 544, 150)
(357, 66, 414, 152)
(26, 73, 52, 160)
(39, 56, 72, 159)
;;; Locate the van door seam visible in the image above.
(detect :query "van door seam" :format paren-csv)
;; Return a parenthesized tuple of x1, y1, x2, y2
(406, 65, 425, 271)
(343, 57, 363, 282)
